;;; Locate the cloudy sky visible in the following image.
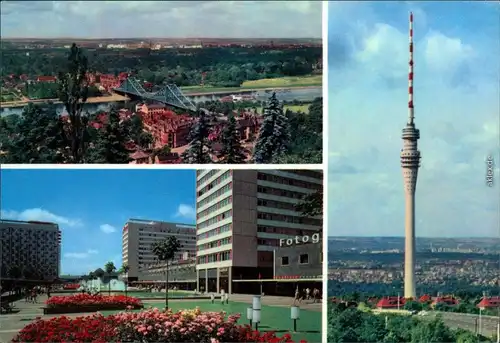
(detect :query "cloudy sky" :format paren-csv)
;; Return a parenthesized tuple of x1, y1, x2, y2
(0, 1, 321, 38)
(1, 169, 196, 275)
(328, 2, 500, 237)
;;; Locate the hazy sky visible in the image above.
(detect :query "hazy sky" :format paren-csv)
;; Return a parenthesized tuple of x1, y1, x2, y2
(328, 2, 500, 237)
(1, 169, 196, 275)
(0, 1, 321, 38)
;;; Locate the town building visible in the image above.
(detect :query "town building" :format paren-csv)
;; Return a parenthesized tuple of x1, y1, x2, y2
(195, 170, 323, 294)
(121, 219, 196, 281)
(36, 76, 57, 83)
(134, 259, 197, 290)
(138, 105, 194, 148)
(376, 296, 406, 309)
(99, 74, 121, 90)
(477, 296, 500, 309)
(0, 219, 61, 282)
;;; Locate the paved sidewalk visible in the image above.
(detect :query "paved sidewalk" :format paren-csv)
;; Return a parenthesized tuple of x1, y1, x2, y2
(0, 294, 322, 342)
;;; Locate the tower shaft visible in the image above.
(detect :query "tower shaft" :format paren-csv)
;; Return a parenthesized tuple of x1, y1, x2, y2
(401, 12, 420, 300)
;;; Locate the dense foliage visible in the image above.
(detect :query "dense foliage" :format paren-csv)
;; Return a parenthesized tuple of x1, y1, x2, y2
(2, 46, 321, 88)
(13, 307, 302, 343)
(327, 303, 488, 343)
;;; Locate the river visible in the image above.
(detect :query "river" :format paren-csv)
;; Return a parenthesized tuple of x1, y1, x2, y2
(0, 87, 322, 117)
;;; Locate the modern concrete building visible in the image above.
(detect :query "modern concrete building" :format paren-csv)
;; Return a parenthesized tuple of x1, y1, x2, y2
(0, 219, 61, 282)
(122, 219, 196, 281)
(401, 12, 421, 299)
(195, 169, 323, 294)
(134, 259, 197, 290)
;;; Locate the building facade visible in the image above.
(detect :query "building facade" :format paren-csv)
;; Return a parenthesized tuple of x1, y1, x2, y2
(122, 219, 196, 281)
(0, 219, 61, 282)
(195, 170, 323, 294)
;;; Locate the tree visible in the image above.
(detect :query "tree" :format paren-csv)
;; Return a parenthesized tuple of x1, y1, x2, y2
(253, 93, 290, 163)
(151, 236, 182, 309)
(182, 110, 212, 163)
(86, 107, 132, 163)
(296, 189, 323, 217)
(58, 43, 90, 163)
(118, 264, 130, 297)
(104, 261, 116, 296)
(0, 104, 68, 163)
(219, 112, 246, 164)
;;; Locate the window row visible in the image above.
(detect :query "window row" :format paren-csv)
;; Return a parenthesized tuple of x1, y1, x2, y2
(257, 185, 309, 200)
(257, 172, 322, 191)
(197, 171, 231, 197)
(197, 196, 232, 220)
(198, 237, 232, 251)
(196, 223, 232, 240)
(198, 210, 232, 229)
(197, 250, 232, 264)
(257, 211, 322, 226)
(197, 182, 232, 209)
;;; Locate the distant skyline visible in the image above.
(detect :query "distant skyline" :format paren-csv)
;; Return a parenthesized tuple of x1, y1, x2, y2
(0, 1, 321, 39)
(0, 169, 196, 275)
(328, 2, 500, 237)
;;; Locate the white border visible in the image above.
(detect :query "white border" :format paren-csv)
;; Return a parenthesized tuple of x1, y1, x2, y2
(0, 164, 323, 170)
(321, 1, 329, 343)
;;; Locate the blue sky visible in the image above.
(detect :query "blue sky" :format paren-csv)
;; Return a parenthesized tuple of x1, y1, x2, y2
(1, 169, 196, 275)
(328, 2, 500, 237)
(0, 1, 320, 38)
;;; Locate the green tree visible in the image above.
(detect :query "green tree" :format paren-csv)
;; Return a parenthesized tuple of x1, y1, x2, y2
(151, 236, 181, 309)
(253, 93, 290, 163)
(117, 264, 130, 297)
(182, 111, 212, 163)
(296, 189, 323, 217)
(0, 104, 67, 163)
(58, 43, 90, 163)
(86, 108, 131, 163)
(219, 112, 246, 164)
(103, 261, 116, 296)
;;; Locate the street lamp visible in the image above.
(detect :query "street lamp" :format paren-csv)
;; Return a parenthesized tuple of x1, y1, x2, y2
(246, 306, 253, 326)
(252, 296, 261, 330)
(291, 306, 300, 332)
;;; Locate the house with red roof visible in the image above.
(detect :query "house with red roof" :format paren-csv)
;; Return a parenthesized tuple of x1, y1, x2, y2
(376, 296, 406, 309)
(477, 296, 500, 310)
(37, 76, 57, 83)
(419, 294, 432, 303)
(432, 296, 459, 308)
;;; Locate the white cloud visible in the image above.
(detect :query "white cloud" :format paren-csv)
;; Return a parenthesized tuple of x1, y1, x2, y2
(99, 224, 116, 234)
(0, 208, 82, 227)
(175, 204, 196, 220)
(0, 1, 321, 38)
(328, 3, 499, 238)
(64, 249, 99, 259)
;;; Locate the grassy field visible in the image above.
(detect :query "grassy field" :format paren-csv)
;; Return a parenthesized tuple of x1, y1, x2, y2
(111, 291, 193, 298)
(256, 104, 310, 114)
(181, 75, 322, 94)
(100, 300, 321, 343)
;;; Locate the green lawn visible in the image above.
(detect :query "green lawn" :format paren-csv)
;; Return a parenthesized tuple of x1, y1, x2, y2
(111, 291, 193, 298)
(255, 104, 310, 114)
(181, 75, 322, 94)
(101, 300, 321, 343)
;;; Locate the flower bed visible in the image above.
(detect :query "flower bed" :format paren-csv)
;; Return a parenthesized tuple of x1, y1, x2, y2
(13, 307, 305, 343)
(43, 293, 143, 314)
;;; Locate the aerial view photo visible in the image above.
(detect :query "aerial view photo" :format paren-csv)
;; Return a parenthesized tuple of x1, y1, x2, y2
(0, 1, 322, 164)
(0, 168, 323, 342)
(328, 2, 499, 343)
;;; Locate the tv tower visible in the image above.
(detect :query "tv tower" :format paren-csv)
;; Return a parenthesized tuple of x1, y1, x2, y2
(401, 12, 421, 299)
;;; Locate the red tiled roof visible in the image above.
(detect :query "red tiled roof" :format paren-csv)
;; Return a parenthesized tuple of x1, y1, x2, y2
(432, 296, 459, 306)
(37, 76, 57, 82)
(376, 297, 406, 308)
(477, 297, 500, 308)
(419, 294, 432, 302)
(130, 151, 150, 160)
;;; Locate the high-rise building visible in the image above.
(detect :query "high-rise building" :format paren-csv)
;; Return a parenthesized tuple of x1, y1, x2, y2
(401, 12, 421, 299)
(122, 219, 196, 281)
(195, 170, 323, 294)
(0, 219, 61, 282)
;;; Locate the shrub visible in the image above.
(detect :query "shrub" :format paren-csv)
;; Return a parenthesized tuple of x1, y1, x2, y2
(12, 307, 305, 343)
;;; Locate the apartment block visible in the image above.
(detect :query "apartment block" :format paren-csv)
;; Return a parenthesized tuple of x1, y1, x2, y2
(195, 170, 323, 294)
(0, 219, 61, 282)
(122, 219, 196, 281)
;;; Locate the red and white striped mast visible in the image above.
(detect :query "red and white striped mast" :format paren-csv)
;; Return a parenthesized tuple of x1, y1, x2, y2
(408, 12, 415, 124)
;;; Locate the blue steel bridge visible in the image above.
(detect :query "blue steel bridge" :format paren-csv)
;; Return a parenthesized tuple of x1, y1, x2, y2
(113, 78, 197, 111)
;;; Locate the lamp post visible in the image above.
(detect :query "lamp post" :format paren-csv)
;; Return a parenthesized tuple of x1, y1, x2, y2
(291, 306, 300, 332)
(252, 296, 261, 330)
(246, 307, 253, 326)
